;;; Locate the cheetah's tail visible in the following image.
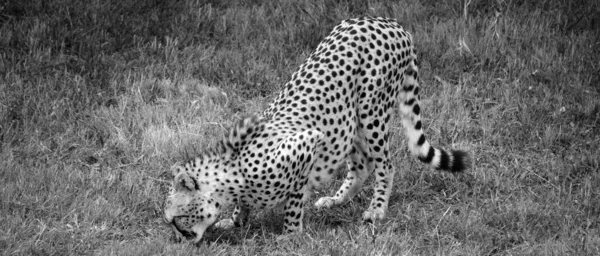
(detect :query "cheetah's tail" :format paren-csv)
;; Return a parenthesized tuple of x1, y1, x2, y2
(398, 58, 470, 173)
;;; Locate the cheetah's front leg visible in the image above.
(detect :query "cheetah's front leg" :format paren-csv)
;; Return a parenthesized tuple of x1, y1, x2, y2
(314, 139, 373, 208)
(214, 205, 250, 229)
(282, 190, 305, 233)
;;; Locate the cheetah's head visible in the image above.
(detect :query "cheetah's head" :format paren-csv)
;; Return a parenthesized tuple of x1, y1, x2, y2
(163, 168, 220, 243)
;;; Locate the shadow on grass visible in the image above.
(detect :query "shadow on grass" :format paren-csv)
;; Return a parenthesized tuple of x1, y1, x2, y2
(176, 203, 369, 246)
(173, 210, 285, 246)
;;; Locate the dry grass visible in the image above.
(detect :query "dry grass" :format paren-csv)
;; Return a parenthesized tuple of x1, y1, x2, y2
(1, 0, 599, 255)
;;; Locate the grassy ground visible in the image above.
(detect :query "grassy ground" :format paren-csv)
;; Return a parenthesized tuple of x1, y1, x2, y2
(1, 0, 599, 255)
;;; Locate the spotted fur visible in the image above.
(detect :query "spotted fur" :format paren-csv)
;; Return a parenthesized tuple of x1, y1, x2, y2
(164, 17, 469, 242)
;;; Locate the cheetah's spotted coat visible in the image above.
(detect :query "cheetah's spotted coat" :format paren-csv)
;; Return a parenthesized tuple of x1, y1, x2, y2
(164, 17, 469, 243)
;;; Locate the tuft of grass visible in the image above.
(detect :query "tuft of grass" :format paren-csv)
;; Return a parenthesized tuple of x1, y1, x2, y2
(1, 0, 600, 255)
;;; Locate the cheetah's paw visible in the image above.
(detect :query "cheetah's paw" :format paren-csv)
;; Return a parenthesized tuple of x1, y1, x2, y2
(362, 208, 386, 223)
(214, 218, 235, 229)
(314, 197, 340, 209)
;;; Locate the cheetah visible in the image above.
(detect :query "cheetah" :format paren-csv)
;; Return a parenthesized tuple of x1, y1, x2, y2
(164, 17, 469, 243)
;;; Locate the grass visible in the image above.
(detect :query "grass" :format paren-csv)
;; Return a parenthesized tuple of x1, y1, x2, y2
(1, 0, 599, 255)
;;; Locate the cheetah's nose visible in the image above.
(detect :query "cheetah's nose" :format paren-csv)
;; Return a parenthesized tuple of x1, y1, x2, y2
(164, 208, 176, 223)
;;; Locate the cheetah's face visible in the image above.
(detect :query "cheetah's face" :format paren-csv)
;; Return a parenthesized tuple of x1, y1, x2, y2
(164, 171, 218, 243)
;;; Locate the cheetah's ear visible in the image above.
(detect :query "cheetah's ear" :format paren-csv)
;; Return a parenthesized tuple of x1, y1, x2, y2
(171, 164, 185, 177)
(174, 172, 199, 192)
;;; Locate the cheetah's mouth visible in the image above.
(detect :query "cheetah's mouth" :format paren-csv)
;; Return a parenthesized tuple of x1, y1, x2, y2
(170, 217, 197, 240)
